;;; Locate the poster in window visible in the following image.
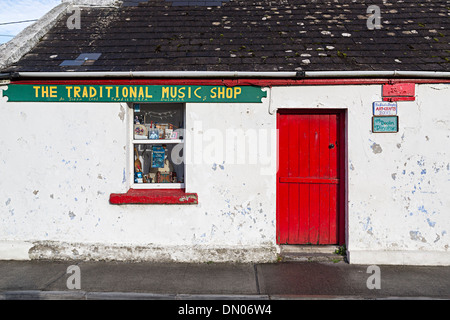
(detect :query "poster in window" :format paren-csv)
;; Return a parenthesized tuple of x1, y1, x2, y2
(152, 146, 165, 168)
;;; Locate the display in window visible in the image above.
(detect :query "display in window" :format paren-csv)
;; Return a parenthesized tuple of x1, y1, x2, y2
(134, 124, 147, 140)
(157, 172, 173, 183)
(133, 103, 184, 185)
(134, 147, 144, 183)
(148, 128, 159, 140)
(133, 104, 183, 141)
(134, 143, 184, 184)
(134, 147, 143, 172)
(165, 127, 173, 139)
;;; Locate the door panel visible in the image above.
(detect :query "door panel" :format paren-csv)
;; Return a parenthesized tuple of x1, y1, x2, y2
(277, 110, 343, 245)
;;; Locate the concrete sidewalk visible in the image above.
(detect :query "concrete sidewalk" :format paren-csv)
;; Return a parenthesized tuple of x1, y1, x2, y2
(0, 260, 449, 300)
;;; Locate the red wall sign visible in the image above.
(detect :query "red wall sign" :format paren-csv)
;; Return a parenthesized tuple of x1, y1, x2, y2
(382, 83, 415, 101)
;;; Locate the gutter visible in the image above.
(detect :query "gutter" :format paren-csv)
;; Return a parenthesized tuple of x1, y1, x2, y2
(2, 70, 450, 80)
(305, 71, 450, 78)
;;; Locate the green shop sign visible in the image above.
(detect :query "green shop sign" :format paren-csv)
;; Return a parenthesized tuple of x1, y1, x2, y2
(3, 84, 266, 103)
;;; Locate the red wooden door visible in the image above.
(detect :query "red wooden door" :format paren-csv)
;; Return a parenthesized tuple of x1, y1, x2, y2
(277, 110, 343, 245)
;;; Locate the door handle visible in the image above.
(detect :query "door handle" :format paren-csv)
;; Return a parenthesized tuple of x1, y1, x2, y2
(328, 143, 335, 149)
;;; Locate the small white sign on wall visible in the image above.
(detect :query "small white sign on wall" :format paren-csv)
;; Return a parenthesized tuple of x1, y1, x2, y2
(373, 101, 397, 116)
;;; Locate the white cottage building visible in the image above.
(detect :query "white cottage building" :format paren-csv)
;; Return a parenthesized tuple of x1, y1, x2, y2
(0, 0, 449, 265)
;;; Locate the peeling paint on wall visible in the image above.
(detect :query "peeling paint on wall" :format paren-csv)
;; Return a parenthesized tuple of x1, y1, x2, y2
(410, 231, 427, 243)
(118, 105, 125, 122)
(370, 142, 383, 154)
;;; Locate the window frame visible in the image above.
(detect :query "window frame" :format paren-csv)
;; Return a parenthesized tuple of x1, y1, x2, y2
(128, 102, 186, 190)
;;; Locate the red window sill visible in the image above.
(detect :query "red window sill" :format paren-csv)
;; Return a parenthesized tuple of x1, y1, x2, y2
(109, 189, 198, 205)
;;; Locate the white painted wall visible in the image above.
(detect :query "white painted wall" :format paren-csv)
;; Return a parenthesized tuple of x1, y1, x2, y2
(271, 83, 450, 265)
(0, 83, 448, 265)
(0, 87, 277, 262)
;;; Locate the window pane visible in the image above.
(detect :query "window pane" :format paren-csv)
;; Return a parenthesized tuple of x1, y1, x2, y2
(133, 103, 184, 140)
(133, 103, 184, 185)
(134, 143, 184, 184)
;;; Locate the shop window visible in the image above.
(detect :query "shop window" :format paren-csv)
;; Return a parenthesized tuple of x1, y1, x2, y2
(109, 102, 197, 205)
(131, 103, 185, 189)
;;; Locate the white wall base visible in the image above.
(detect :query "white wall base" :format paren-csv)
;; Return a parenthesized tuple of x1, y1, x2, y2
(0, 241, 33, 260)
(0, 240, 279, 263)
(347, 249, 450, 266)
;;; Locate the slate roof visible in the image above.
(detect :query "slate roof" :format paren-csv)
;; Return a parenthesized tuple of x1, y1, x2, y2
(2, 0, 449, 73)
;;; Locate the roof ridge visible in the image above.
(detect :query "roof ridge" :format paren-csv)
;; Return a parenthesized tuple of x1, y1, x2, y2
(0, 3, 70, 71)
(62, 0, 121, 7)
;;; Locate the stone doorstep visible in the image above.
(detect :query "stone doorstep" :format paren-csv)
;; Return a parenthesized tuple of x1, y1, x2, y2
(279, 245, 345, 262)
